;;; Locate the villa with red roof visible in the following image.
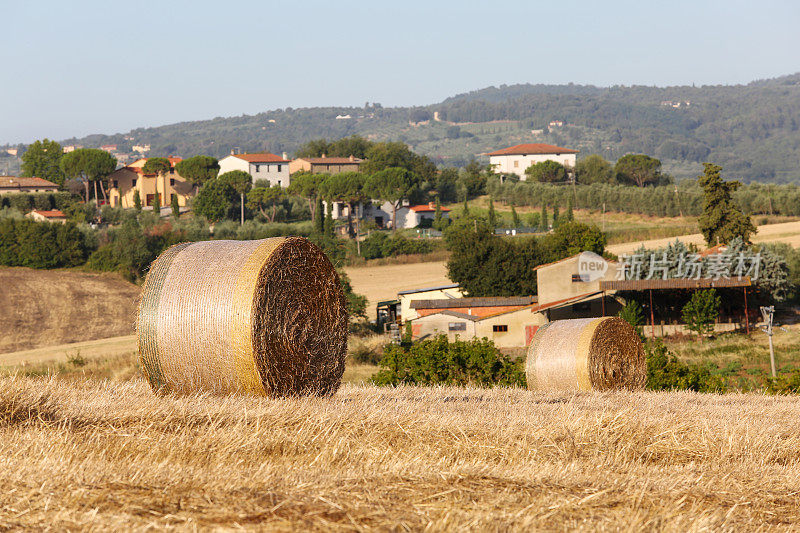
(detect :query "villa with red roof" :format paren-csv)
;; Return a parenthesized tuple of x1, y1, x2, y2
(218, 150, 291, 187)
(487, 143, 578, 179)
(107, 157, 195, 209)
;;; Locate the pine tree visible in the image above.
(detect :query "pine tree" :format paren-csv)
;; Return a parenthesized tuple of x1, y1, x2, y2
(682, 289, 721, 337)
(511, 205, 520, 228)
(133, 190, 142, 212)
(314, 196, 324, 234)
(488, 196, 497, 228)
(698, 163, 756, 245)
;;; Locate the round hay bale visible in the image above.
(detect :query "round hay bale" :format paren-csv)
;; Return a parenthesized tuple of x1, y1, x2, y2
(525, 317, 645, 391)
(137, 237, 348, 397)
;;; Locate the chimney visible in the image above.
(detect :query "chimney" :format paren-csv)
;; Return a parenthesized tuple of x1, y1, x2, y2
(282, 152, 288, 160)
(321, 153, 326, 158)
(230, 149, 235, 155)
(349, 155, 354, 161)
(428, 202, 436, 209)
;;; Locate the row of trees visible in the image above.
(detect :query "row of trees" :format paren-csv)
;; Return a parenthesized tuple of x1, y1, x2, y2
(523, 153, 669, 187)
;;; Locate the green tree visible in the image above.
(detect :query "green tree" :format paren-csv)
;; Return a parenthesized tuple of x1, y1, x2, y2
(543, 221, 606, 258)
(488, 196, 497, 228)
(565, 197, 574, 221)
(575, 154, 614, 184)
(361, 142, 436, 180)
(681, 289, 721, 337)
(133, 190, 142, 212)
(525, 160, 567, 183)
(323, 200, 334, 238)
(296, 135, 373, 159)
(21, 139, 64, 186)
(458, 159, 488, 198)
(313, 195, 324, 234)
(698, 163, 756, 245)
(247, 185, 284, 223)
(193, 179, 237, 223)
(321, 172, 367, 240)
(287, 171, 326, 220)
(511, 206, 521, 228)
(614, 154, 663, 187)
(60, 148, 117, 204)
(618, 300, 645, 337)
(218, 170, 252, 224)
(540, 204, 548, 231)
(153, 192, 161, 213)
(433, 196, 444, 230)
(174, 155, 219, 186)
(171, 194, 180, 218)
(552, 204, 560, 227)
(364, 167, 421, 231)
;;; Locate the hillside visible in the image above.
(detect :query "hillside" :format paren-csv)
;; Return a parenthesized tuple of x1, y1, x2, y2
(4, 73, 799, 183)
(1, 377, 798, 529)
(0, 267, 139, 353)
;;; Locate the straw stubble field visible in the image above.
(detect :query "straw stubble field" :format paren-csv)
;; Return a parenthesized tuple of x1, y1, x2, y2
(1, 376, 799, 530)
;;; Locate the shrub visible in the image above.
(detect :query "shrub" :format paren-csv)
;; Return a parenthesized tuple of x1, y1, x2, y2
(360, 232, 434, 260)
(646, 340, 726, 392)
(681, 289, 721, 337)
(0, 218, 90, 268)
(371, 335, 525, 387)
(766, 371, 800, 394)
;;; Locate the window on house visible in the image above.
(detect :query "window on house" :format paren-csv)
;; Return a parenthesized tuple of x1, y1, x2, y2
(169, 168, 175, 174)
(131, 179, 137, 187)
(513, 160, 519, 168)
(448, 322, 466, 331)
(255, 164, 260, 172)
(170, 178, 175, 186)
(112, 180, 118, 188)
(277, 164, 282, 172)
(571, 274, 583, 282)
(493, 325, 508, 332)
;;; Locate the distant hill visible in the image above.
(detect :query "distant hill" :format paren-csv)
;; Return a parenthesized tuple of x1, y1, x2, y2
(3, 73, 800, 183)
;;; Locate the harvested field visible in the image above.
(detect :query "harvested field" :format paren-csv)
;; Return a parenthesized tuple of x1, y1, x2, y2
(344, 261, 450, 311)
(0, 377, 798, 530)
(0, 267, 139, 354)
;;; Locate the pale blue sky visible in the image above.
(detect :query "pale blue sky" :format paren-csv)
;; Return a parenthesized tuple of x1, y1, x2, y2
(2, 0, 799, 144)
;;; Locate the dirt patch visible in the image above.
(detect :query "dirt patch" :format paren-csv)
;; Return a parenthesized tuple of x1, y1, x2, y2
(0, 267, 140, 353)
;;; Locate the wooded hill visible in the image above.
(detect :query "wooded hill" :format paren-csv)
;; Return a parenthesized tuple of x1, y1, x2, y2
(5, 73, 800, 183)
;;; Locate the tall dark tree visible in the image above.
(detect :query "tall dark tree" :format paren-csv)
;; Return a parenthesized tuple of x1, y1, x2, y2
(60, 148, 117, 204)
(698, 163, 756, 245)
(21, 139, 64, 186)
(175, 155, 219, 186)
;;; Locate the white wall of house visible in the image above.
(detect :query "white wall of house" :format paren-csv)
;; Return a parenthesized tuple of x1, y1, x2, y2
(490, 152, 577, 179)
(218, 156, 291, 187)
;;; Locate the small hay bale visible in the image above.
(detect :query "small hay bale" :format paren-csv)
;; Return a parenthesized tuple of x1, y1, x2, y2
(526, 317, 645, 391)
(137, 237, 347, 397)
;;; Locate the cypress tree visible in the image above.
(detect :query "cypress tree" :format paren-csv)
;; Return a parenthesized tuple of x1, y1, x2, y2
(314, 196, 324, 234)
(488, 196, 497, 228)
(324, 200, 334, 238)
(433, 196, 443, 229)
(552, 204, 560, 228)
(171, 194, 180, 218)
(540, 204, 548, 231)
(133, 190, 142, 212)
(511, 205, 520, 228)
(566, 197, 574, 221)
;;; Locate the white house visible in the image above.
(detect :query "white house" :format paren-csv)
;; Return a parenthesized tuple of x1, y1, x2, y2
(361, 201, 451, 229)
(217, 151, 291, 187)
(487, 143, 578, 179)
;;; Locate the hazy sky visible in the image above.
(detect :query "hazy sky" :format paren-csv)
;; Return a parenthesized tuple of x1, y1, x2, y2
(2, 0, 799, 144)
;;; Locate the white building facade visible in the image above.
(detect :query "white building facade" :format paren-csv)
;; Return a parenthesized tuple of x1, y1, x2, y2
(218, 151, 291, 187)
(488, 143, 578, 180)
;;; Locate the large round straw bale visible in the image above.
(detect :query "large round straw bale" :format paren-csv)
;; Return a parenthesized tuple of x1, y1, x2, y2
(137, 237, 347, 397)
(526, 317, 645, 391)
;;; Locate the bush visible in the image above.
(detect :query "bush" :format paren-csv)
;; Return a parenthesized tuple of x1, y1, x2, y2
(646, 340, 726, 392)
(766, 371, 800, 394)
(681, 289, 721, 337)
(371, 335, 526, 387)
(361, 232, 434, 260)
(0, 218, 90, 268)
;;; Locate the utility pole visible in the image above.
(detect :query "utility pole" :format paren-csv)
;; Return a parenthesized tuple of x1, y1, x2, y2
(760, 306, 777, 378)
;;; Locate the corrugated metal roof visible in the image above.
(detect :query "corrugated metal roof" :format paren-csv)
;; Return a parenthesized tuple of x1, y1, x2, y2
(397, 284, 460, 296)
(599, 277, 751, 291)
(410, 296, 536, 309)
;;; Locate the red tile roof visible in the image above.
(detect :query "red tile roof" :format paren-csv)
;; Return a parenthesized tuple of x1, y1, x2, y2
(31, 209, 67, 218)
(409, 202, 452, 213)
(299, 157, 362, 164)
(0, 176, 59, 189)
(233, 153, 289, 163)
(487, 143, 578, 156)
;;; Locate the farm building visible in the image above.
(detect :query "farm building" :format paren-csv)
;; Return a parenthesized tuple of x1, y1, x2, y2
(487, 143, 578, 179)
(0, 176, 59, 194)
(218, 151, 291, 188)
(107, 157, 195, 209)
(26, 209, 67, 224)
(289, 155, 363, 175)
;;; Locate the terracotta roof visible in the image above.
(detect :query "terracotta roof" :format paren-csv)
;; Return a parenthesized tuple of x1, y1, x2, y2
(599, 277, 751, 291)
(487, 143, 579, 156)
(300, 157, 362, 164)
(410, 296, 537, 309)
(30, 209, 67, 218)
(233, 153, 289, 163)
(0, 176, 59, 189)
(409, 203, 452, 213)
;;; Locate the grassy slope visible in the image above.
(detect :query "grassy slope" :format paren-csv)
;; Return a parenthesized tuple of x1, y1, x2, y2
(0, 267, 140, 353)
(1, 377, 799, 530)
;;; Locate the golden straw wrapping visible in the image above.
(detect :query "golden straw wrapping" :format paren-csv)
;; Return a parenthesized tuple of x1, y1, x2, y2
(136, 237, 347, 397)
(525, 317, 645, 391)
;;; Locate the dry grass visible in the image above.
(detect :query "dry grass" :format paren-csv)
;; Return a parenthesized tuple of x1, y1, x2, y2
(1, 377, 799, 530)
